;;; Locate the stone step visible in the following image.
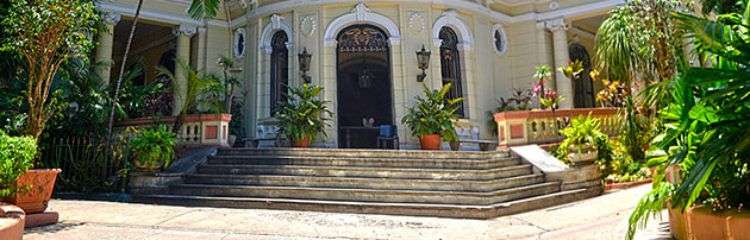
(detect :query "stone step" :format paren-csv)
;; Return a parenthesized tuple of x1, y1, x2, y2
(196, 164, 534, 180)
(206, 155, 521, 170)
(167, 182, 560, 205)
(132, 188, 600, 219)
(182, 173, 544, 192)
(217, 147, 509, 159)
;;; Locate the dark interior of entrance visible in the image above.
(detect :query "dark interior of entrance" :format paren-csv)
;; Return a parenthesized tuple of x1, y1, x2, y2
(336, 25, 393, 149)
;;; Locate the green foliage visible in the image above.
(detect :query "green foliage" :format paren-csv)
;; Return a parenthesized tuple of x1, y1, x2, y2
(0, 0, 99, 138)
(276, 84, 332, 142)
(594, 0, 688, 98)
(627, 5, 750, 239)
(157, 61, 223, 115)
(187, 0, 221, 20)
(605, 138, 651, 183)
(0, 130, 36, 198)
(556, 115, 610, 167)
(401, 83, 463, 138)
(129, 125, 176, 170)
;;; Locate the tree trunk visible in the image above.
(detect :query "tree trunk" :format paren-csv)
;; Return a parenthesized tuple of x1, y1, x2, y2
(106, 0, 144, 142)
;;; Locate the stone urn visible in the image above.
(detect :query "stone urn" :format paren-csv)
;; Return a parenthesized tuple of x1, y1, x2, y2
(566, 144, 598, 166)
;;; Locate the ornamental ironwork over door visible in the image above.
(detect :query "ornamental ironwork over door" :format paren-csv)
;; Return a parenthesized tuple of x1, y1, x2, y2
(336, 25, 393, 148)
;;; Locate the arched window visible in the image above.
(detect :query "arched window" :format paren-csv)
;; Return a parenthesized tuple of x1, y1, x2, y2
(270, 31, 289, 115)
(439, 27, 465, 117)
(569, 43, 595, 108)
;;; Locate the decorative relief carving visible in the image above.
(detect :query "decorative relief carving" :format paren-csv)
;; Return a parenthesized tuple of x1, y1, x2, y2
(300, 15, 317, 37)
(408, 11, 425, 33)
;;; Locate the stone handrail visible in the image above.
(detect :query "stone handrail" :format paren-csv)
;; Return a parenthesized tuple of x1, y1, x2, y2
(494, 108, 620, 149)
(115, 114, 232, 147)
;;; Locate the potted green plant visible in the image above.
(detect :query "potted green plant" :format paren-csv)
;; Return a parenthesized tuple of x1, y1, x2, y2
(401, 83, 463, 150)
(276, 84, 332, 148)
(0, 130, 36, 206)
(556, 115, 606, 165)
(129, 125, 176, 172)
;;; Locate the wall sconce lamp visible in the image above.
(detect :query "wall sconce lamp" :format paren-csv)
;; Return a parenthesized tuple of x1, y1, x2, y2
(298, 48, 312, 84)
(416, 45, 431, 82)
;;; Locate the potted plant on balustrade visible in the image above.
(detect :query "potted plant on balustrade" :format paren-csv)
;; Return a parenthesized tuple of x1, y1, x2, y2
(129, 125, 177, 172)
(0, 0, 98, 214)
(157, 61, 231, 146)
(626, 8, 750, 240)
(402, 83, 463, 150)
(276, 84, 332, 148)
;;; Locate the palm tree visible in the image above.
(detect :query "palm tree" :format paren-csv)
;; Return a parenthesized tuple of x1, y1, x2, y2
(594, 0, 688, 106)
(106, 0, 144, 141)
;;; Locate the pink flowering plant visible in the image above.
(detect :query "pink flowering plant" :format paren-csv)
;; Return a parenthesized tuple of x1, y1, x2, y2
(531, 65, 562, 110)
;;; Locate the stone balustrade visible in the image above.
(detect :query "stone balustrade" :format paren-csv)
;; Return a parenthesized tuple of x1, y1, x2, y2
(494, 108, 620, 149)
(115, 114, 232, 147)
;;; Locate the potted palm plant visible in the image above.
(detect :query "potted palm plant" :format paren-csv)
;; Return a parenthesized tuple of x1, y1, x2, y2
(276, 84, 332, 148)
(402, 83, 463, 150)
(129, 125, 177, 172)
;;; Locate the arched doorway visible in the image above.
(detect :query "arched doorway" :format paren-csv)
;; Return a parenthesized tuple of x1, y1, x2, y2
(569, 43, 595, 108)
(336, 25, 393, 148)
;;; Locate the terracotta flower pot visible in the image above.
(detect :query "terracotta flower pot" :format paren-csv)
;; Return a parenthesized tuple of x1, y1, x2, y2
(419, 134, 442, 150)
(669, 206, 750, 240)
(293, 136, 312, 148)
(6, 169, 61, 214)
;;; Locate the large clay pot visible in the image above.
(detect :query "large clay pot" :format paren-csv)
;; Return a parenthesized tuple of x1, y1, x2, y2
(293, 136, 312, 148)
(419, 134, 441, 150)
(669, 206, 750, 240)
(6, 169, 61, 214)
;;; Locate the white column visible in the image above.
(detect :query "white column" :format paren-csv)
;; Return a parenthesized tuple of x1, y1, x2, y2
(545, 18, 573, 109)
(173, 24, 197, 116)
(196, 27, 208, 71)
(95, 13, 120, 85)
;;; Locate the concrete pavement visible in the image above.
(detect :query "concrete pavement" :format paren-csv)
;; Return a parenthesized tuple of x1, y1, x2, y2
(25, 184, 671, 240)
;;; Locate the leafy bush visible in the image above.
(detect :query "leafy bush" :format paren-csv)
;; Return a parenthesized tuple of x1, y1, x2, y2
(129, 125, 176, 170)
(402, 83, 463, 138)
(276, 84, 332, 143)
(605, 139, 650, 183)
(0, 130, 36, 197)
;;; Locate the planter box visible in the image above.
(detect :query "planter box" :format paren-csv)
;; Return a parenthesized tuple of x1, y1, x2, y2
(669, 206, 750, 240)
(116, 114, 232, 147)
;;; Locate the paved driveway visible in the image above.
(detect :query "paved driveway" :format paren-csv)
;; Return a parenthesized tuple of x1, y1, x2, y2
(25, 184, 670, 240)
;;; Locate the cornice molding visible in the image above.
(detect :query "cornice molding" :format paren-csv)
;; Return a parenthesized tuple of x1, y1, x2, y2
(249, 0, 624, 24)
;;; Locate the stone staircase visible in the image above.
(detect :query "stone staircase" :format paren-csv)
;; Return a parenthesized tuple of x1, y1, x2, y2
(134, 148, 601, 219)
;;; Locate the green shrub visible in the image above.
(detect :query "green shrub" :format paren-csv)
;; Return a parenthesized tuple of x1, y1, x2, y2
(129, 125, 176, 170)
(0, 130, 36, 197)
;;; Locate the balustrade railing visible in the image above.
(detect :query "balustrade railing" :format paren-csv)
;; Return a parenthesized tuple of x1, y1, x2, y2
(494, 108, 620, 149)
(115, 114, 232, 147)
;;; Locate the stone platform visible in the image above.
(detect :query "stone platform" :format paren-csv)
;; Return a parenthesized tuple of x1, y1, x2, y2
(132, 147, 602, 219)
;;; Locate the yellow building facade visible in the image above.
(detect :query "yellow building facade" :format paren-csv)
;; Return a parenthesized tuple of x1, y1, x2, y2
(95, 0, 618, 148)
